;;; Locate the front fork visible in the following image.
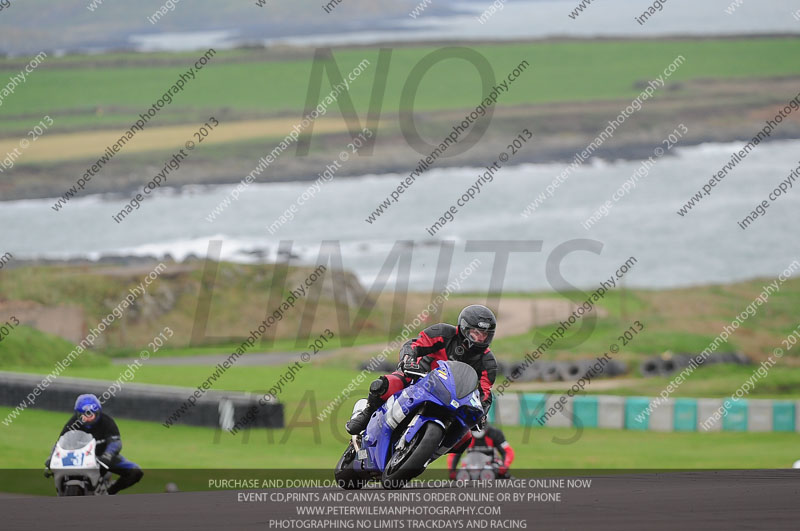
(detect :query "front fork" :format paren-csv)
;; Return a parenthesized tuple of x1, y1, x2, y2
(397, 413, 453, 466)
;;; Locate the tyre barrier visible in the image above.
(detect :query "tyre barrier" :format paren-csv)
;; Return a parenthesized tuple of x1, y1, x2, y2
(661, 358, 678, 374)
(604, 360, 628, 377)
(359, 360, 397, 373)
(0, 371, 283, 429)
(495, 361, 509, 378)
(490, 392, 799, 433)
(557, 362, 581, 381)
(539, 362, 561, 382)
(504, 362, 531, 382)
(507, 359, 629, 382)
(507, 362, 523, 381)
(671, 355, 695, 370)
(639, 352, 751, 377)
(518, 362, 541, 382)
(639, 358, 663, 377)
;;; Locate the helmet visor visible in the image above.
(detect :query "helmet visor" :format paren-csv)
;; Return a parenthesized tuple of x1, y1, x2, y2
(468, 328, 490, 344)
(461, 324, 495, 349)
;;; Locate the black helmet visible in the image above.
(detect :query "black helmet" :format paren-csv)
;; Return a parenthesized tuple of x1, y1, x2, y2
(457, 305, 496, 352)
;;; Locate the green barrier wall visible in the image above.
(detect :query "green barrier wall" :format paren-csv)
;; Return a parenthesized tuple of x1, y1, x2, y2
(772, 402, 796, 432)
(722, 400, 748, 431)
(624, 397, 651, 430)
(512, 393, 798, 432)
(673, 398, 698, 432)
(572, 396, 598, 428)
(519, 393, 548, 427)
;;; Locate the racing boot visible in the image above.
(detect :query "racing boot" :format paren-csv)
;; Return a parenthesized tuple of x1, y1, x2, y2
(345, 378, 387, 435)
(107, 466, 143, 495)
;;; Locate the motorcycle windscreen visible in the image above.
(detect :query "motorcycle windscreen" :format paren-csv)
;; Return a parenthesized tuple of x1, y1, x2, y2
(58, 430, 94, 450)
(439, 361, 478, 398)
(429, 374, 453, 405)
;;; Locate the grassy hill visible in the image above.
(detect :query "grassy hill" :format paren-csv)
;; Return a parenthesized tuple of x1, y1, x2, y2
(0, 325, 107, 367)
(0, 260, 469, 354)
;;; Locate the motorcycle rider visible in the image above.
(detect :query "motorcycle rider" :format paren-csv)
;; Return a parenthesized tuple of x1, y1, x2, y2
(346, 304, 498, 435)
(45, 394, 143, 495)
(447, 423, 515, 479)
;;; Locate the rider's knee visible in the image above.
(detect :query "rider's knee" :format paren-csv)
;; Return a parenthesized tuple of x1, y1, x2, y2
(128, 467, 143, 484)
(368, 376, 389, 398)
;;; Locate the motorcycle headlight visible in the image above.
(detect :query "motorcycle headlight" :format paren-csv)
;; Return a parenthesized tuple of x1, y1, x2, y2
(469, 390, 482, 409)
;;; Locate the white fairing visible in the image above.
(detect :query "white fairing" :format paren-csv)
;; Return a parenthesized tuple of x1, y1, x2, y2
(50, 432, 102, 494)
(386, 395, 408, 430)
(351, 399, 368, 418)
(792, 459, 800, 469)
(51, 434, 99, 471)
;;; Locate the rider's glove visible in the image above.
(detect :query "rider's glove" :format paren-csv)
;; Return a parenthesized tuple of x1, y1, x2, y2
(417, 356, 433, 373)
(44, 456, 53, 478)
(476, 415, 487, 431)
(401, 359, 428, 379)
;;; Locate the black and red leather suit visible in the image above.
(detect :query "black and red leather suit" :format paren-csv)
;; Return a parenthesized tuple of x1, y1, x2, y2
(387, 323, 498, 412)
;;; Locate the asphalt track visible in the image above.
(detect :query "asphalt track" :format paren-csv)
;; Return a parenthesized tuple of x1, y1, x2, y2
(3, 470, 798, 530)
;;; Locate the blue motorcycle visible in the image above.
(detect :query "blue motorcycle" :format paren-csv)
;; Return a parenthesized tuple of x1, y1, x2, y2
(335, 360, 485, 490)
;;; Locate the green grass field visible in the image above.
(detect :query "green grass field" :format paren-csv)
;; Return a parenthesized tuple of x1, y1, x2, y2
(2, 38, 799, 134)
(3, 405, 798, 495)
(101, 332, 392, 359)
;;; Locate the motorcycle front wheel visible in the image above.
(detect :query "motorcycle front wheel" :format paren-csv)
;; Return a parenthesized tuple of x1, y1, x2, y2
(64, 484, 85, 496)
(381, 423, 444, 490)
(334, 442, 368, 490)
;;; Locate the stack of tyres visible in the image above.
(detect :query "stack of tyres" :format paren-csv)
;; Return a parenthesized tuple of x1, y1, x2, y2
(638, 352, 751, 377)
(508, 359, 630, 382)
(539, 362, 561, 382)
(495, 361, 509, 377)
(359, 360, 398, 373)
(604, 359, 628, 377)
(558, 361, 589, 381)
(639, 358, 665, 377)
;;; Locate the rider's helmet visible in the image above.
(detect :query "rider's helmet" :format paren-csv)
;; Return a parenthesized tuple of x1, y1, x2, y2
(456, 305, 496, 358)
(74, 394, 102, 427)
